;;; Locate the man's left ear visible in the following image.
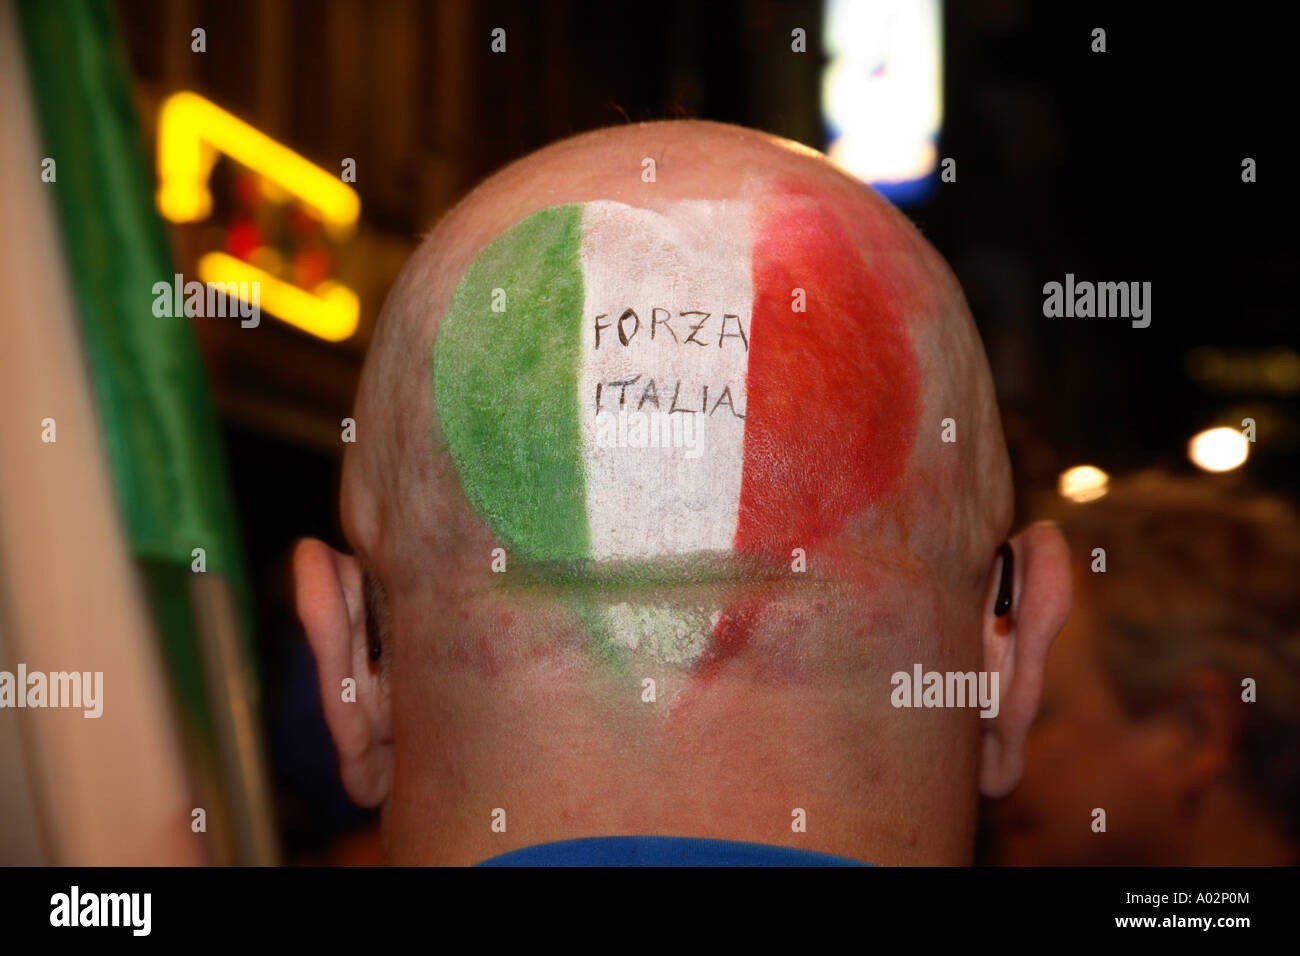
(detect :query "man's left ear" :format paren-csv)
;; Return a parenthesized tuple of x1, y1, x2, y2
(978, 521, 1072, 798)
(293, 538, 393, 807)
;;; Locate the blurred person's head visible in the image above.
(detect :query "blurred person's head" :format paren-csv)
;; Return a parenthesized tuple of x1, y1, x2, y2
(994, 471, 1300, 865)
(293, 120, 1071, 864)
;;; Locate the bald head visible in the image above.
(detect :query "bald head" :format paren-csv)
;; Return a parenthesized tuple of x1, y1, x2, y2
(346, 120, 1008, 590)
(296, 121, 1069, 864)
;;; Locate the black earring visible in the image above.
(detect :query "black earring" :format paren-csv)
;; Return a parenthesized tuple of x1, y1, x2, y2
(994, 541, 1014, 617)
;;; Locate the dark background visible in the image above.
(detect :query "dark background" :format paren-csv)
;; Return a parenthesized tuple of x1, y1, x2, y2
(113, 0, 1298, 860)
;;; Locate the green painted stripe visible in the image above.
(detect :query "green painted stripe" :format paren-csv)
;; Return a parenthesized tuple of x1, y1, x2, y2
(433, 204, 589, 562)
(569, 599, 631, 675)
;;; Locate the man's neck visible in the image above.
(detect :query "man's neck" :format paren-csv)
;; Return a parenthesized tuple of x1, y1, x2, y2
(386, 675, 981, 865)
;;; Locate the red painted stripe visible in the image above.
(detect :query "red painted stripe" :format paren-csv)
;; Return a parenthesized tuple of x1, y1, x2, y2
(734, 186, 921, 557)
(689, 183, 924, 684)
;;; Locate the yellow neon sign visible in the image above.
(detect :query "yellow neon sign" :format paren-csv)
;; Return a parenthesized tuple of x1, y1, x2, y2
(198, 253, 359, 343)
(157, 92, 361, 341)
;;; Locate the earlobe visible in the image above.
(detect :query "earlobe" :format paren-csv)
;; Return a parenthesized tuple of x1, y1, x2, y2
(293, 538, 394, 808)
(978, 522, 1072, 798)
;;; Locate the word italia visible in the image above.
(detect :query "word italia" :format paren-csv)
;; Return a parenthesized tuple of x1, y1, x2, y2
(152, 272, 260, 326)
(0, 664, 102, 718)
(1042, 273, 1151, 328)
(593, 308, 750, 350)
(594, 375, 745, 419)
(50, 886, 151, 936)
(890, 664, 1000, 718)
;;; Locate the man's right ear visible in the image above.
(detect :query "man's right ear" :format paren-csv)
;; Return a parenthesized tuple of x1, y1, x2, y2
(292, 538, 393, 808)
(978, 521, 1072, 798)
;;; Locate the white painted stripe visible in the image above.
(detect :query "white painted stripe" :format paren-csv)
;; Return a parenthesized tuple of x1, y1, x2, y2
(602, 602, 722, 666)
(579, 200, 753, 560)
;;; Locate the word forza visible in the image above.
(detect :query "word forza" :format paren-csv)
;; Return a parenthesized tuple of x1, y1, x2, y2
(593, 308, 750, 351)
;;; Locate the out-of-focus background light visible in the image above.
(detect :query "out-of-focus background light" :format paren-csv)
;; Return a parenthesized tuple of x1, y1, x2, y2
(1186, 347, 1300, 394)
(157, 91, 360, 234)
(1058, 465, 1110, 503)
(1189, 426, 1250, 473)
(157, 91, 361, 343)
(821, 0, 942, 203)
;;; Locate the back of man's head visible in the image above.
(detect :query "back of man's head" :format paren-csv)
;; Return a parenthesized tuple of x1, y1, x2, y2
(294, 120, 1071, 864)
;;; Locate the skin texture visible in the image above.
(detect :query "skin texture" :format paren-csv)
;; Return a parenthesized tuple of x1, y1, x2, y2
(294, 120, 1072, 865)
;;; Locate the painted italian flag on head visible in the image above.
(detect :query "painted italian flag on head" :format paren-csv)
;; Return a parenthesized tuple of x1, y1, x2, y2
(434, 193, 919, 566)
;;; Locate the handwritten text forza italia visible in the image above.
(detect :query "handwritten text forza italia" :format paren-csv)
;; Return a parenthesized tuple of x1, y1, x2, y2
(591, 307, 748, 419)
